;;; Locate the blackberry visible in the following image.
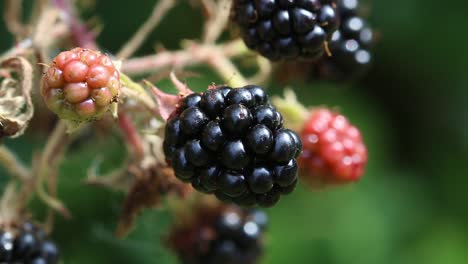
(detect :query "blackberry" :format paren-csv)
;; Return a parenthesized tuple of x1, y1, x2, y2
(314, 0, 374, 80)
(232, 0, 339, 60)
(41, 47, 120, 121)
(0, 222, 59, 264)
(163, 85, 302, 207)
(167, 205, 267, 264)
(298, 108, 368, 185)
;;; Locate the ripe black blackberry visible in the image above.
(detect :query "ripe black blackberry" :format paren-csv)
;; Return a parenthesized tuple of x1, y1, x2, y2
(232, 0, 339, 61)
(166, 205, 267, 264)
(163, 85, 302, 207)
(0, 222, 59, 264)
(314, 0, 374, 80)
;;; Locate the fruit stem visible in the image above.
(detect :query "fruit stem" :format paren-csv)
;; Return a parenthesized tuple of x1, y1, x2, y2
(207, 49, 248, 87)
(120, 72, 147, 94)
(120, 73, 160, 116)
(271, 89, 309, 131)
(248, 56, 273, 85)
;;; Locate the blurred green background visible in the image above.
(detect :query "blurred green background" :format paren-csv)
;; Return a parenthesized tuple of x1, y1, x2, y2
(1, 0, 468, 263)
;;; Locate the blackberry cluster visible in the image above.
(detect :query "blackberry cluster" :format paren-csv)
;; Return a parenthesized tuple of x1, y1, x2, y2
(163, 85, 302, 207)
(0, 222, 59, 264)
(314, 0, 374, 80)
(167, 206, 267, 264)
(232, 0, 339, 61)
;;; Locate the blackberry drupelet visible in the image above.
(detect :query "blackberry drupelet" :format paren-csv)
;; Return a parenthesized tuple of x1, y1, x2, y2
(314, 0, 374, 80)
(163, 85, 302, 207)
(0, 222, 59, 264)
(232, 0, 339, 61)
(167, 205, 267, 264)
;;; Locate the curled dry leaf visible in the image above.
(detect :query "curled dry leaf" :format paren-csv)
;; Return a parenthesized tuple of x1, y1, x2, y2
(115, 164, 192, 238)
(116, 128, 192, 237)
(88, 127, 191, 238)
(0, 57, 34, 138)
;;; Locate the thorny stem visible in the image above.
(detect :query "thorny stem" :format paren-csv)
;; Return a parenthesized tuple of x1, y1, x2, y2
(0, 5, 69, 60)
(4, 0, 29, 38)
(118, 114, 145, 158)
(199, 0, 217, 17)
(121, 40, 249, 77)
(207, 49, 247, 87)
(117, 0, 177, 59)
(0, 183, 24, 228)
(248, 56, 273, 85)
(86, 161, 131, 192)
(0, 145, 32, 182)
(52, 0, 97, 49)
(202, 0, 232, 43)
(0, 22, 68, 60)
(35, 120, 71, 218)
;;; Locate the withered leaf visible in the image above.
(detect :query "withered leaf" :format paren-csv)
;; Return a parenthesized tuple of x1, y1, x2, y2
(0, 57, 34, 138)
(115, 165, 191, 238)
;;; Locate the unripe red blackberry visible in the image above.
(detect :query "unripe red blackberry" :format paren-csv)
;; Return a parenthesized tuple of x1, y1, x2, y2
(41, 48, 120, 122)
(163, 85, 302, 207)
(232, 0, 339, 61)
(298, 108, 367, 185)
(314, 0, 374, 80)
(166, 205, 267, 264)
(0, 222, 59, 264)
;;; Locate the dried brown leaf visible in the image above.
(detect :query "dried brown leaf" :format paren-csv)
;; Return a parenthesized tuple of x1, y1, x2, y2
(115, 165, 191, 238)
(0, 57, 34, 138)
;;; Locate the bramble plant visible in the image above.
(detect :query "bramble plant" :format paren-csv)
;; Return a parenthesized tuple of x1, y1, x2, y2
(0, 0, 372, 263)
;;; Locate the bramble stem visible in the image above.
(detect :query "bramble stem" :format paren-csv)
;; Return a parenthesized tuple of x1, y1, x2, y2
(0, 182, 23, 228)
(35, 120, 71, 218)
(199, 0, 217, 17)
(121, 40, 250, 84)
(248, 56, 273, 85)
(118, 114, 145, 158)
(0, 145, 31, 181)
(52, 0, 97, 49)
(4, 0, 29, 38)
(206, 49, 247, 87)
(202, 0, 231, 43)
(117, 0, 177, 59)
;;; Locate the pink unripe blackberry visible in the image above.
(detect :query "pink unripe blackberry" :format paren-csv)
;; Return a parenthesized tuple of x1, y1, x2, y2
(298, 108, 368, 185)
(41, 48, 120, 122)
